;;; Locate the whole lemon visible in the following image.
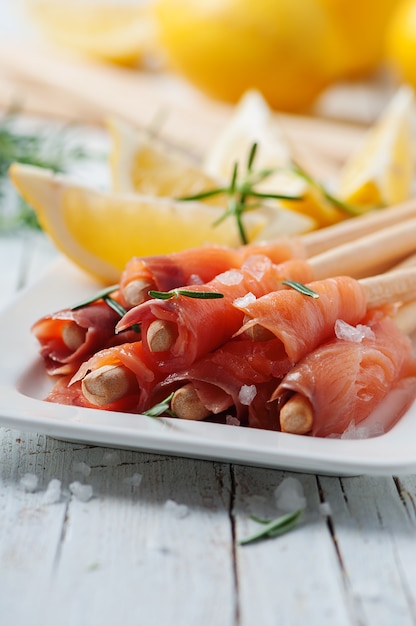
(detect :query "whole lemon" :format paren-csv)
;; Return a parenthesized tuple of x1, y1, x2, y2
(386, 0, 416, 89)
(154, 0, 397, 112)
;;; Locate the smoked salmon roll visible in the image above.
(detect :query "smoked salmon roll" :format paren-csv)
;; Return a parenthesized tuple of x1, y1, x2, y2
(272, 311, 416, 437)
(117, 255, 313, 372)
(118, 238, 305, 308)
(235, 275, 368, 365)
(63, 340, 163, 412)
(153, 337, 290, 422)
(32, 297, 139, 376)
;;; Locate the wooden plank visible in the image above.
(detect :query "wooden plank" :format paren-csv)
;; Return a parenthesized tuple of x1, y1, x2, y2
(232, 466, 353, 626)
(319, 474, 416, 626)
(0, 429, 236, 626)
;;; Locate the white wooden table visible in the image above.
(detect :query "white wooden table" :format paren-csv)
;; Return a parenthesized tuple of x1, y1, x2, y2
(1, 229, 416, 626)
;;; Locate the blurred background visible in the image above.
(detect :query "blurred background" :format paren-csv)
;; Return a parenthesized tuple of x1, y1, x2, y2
(0, 0, 414, 125)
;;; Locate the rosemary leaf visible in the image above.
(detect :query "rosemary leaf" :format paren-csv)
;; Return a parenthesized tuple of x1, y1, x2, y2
(176, 187, 227, 202)
(149, 288, 224, 300)
(71, 285, 119, 310)
(282, 280, 320, 299)
(104, 296, 141, 333)
(239, 510, 302, 545)
(143, 392, 176, 418)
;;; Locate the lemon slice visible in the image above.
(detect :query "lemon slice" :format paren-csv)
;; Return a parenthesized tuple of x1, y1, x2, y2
(203, 90, 292, 181)
(337, 85, 415, 206)
(107, 116, 220, 199)
(25, 0, 158, 66)
(204, 89, 340, 229)
(9, 164, 271, 284)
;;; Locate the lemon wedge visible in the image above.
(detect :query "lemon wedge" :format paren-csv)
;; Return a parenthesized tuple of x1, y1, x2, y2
(106, 112, 315, 233)
(337, 85, 415, 206)
(9, 164, 272, 283)
(25, 0, 158, 66)
(106, 116, 220, 199)
(204, 90, 341, 229)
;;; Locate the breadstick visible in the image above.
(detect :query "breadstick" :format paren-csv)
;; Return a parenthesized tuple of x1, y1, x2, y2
(309, 217, 416, 279)
(81, 364, 139, 407)
(147, 319, 178, 353)
(61, 322, 87, 351)
(170, 384, 212, 421)
(301, 197, 416, 257)
(279, 394, 314, 435)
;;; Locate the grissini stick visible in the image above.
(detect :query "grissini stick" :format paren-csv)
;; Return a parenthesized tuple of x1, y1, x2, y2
(80, 266, 416, 411)
(301, 197, 416, 258)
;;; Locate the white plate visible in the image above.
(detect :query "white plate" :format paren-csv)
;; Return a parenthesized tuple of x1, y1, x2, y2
(2, 256, 416, 476)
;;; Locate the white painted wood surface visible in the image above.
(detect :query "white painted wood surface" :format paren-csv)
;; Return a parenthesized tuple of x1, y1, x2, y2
(2, 231, 416, 626)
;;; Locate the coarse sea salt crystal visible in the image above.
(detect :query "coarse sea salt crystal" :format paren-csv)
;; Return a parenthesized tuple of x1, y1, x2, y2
(189, 273, 203, 285)
(216, 269, 243, 286)
(238, 384, 257, 405)
(335, 319, 375, 343)
(20, 473, 38, 493)
(43, 479, 62, 504)
(234, 292, 257, 308)
(102, 451, 121, 466)
(164, 499, 189, 519)
(226, 415, 241, 426)
(123, 472, 143, 487)
(319, 501, 332, 517)
(274, 477, 307, 512)
(69, 481, 93, 502)
(340, 420, 384, 440)
(72, 461, 91, 477)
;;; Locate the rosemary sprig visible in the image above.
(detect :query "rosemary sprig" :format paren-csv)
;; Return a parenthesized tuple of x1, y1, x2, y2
(71, 285, 120, 310)
(178, 142, 303, 245)
(149, 288, 224, 300)
(143, 392, 177, 418)
(71, 285, 140, 333)
(282, 280, 320, 299)
(0, 109, 95, 231)
(290, 161, 367, 217)
(239, 509, 303, 545)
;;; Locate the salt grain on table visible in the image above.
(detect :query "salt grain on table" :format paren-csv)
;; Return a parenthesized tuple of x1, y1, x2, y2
(163, 499, 189, 518)
(102, 451, 121, 466)
(319, 501, 333, 517)
(274, 477, 307, 512)
(123, 473, 143, 487)
(42, 479, 62, 505)
(20, 473, 38, 493)
(72, 461, 91, 477)
(69, 481, 93, 502)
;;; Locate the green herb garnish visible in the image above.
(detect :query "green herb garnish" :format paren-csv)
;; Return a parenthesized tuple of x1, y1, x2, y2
(71, 285, 120, 310)
(0, 110, 94, 231)
(282, 280, 320, 299)
(239, 509, 302, 545)
(178, 142, 303, 245)
(290, 161, 368, 217)
(71, 285, 140, 333)
(149, 288, 224, 300)
(103, 296, 140, 333)
(143, 392, 176, 418)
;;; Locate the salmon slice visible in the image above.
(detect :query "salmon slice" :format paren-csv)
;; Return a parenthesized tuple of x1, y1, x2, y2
(117, 255, 313, 371)
(32, 298, 139, 376)
(236, 275, 368, 364)
(272, 311, 416, 437)
(118, 238, 305, 308)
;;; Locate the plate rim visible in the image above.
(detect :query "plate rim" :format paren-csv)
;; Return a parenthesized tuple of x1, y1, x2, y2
(1, 255, 416, 476)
